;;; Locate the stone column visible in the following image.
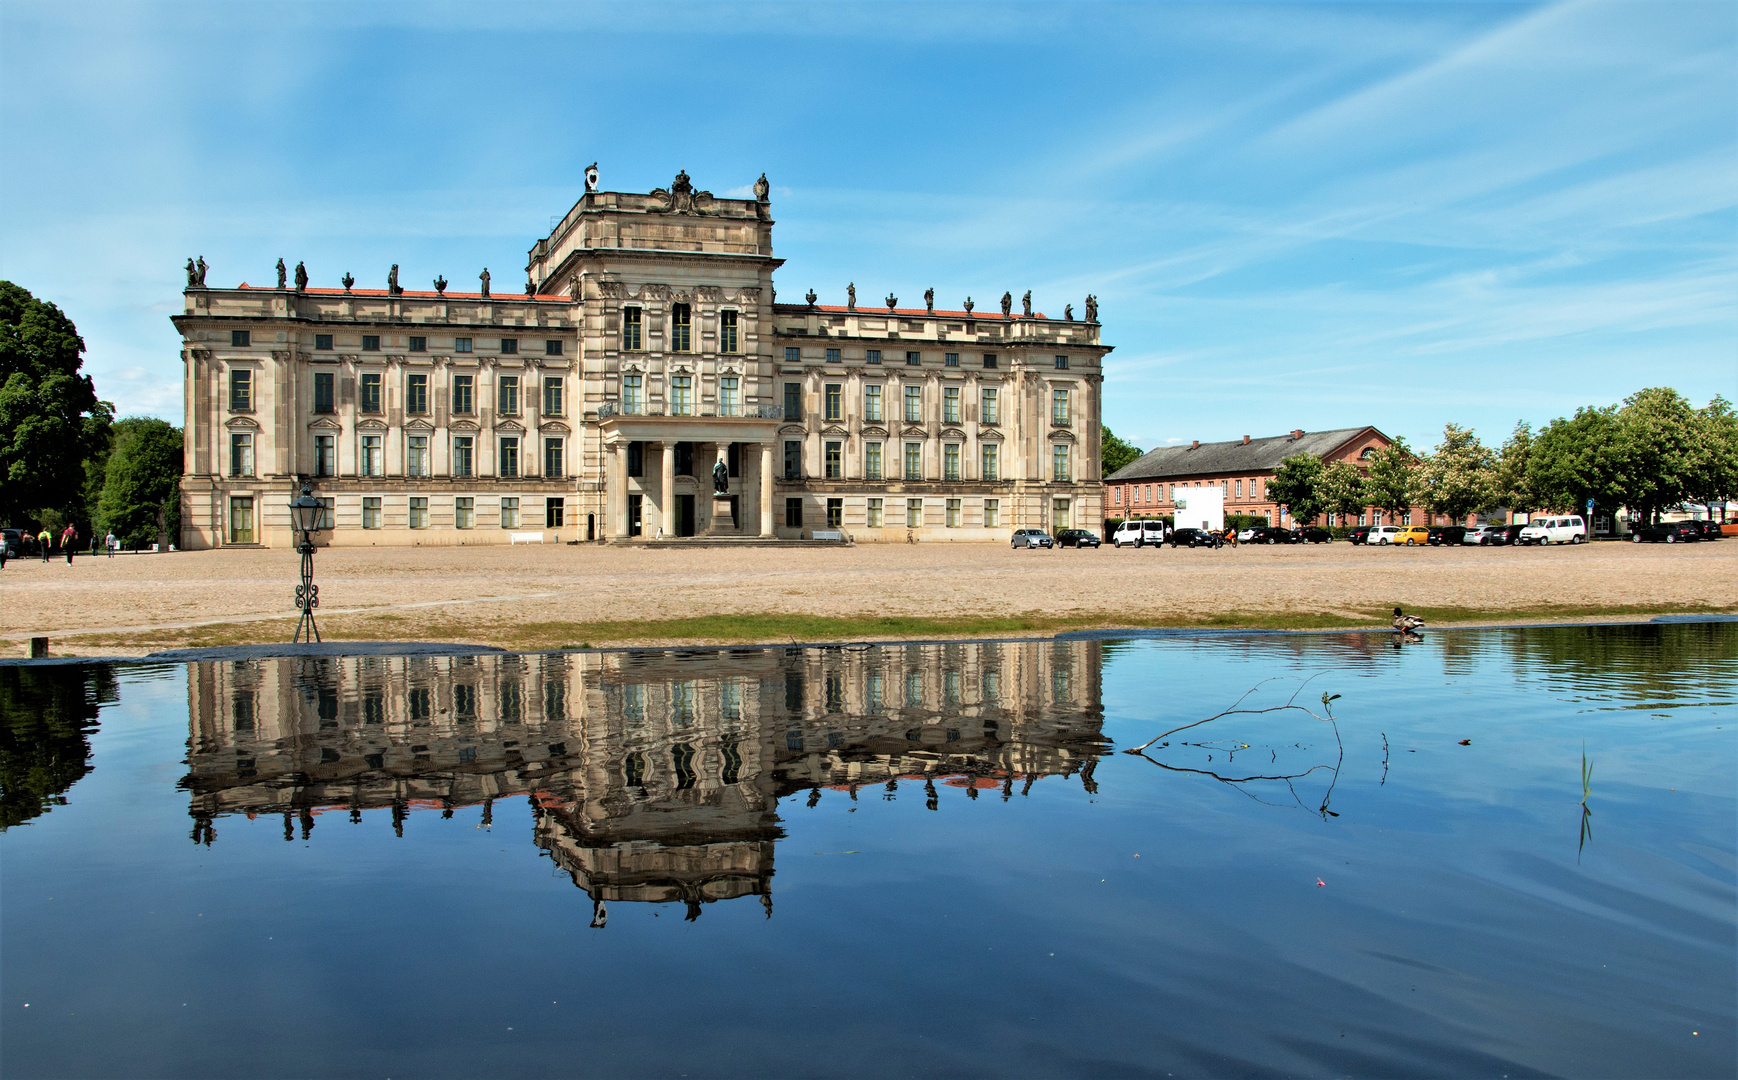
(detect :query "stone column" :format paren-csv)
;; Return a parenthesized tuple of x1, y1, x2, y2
(659, 440, 676, 538)
(760, 442, 775, 538)
(614, 444, 629, 539)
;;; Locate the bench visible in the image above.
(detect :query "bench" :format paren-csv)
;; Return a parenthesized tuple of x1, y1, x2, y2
(808, 529, 845, 542)
(509, 532, 545, 545)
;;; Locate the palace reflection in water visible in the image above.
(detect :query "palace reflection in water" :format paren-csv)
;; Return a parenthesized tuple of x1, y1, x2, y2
(182, 642, 1107, 923)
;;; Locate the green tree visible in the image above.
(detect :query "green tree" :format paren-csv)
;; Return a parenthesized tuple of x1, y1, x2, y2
(1101, 425, 1143, 475)
(1317, 460, 1369, 523)
(97, 417, 183, 547)
(1612, 387, 1699, 525)
(1417, 423, 1498, 523)
(1364, 438, 1418, 522)
(0, 281, 113, 526)
(1, 665, 116, 830)
(1527, 405, 1621, 516)
(1493, 421, 1540, 514)
(1686, 396, 1738, 521)
(1265, 452, 1326, 524)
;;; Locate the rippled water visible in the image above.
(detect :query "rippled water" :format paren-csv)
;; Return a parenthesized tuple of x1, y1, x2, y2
(2, 624, 1733, 1078)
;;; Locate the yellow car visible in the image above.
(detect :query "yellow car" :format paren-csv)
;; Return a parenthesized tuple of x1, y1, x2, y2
(1395, 526, 1431, 545)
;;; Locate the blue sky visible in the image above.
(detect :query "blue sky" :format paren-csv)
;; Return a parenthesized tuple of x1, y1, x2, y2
(1, 1, 1732, 455)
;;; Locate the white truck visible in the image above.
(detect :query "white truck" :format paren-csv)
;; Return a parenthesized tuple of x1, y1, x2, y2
(1172, 486, 1225, 533)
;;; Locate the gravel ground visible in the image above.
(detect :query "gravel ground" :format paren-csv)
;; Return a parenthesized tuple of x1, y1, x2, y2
(6, 538, 1734, 656)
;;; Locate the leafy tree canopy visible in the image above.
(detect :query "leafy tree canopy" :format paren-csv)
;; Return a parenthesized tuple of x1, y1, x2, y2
(1417, 423, 1498, 521)
(97, 417, 183, 546)
(1317, 460, 1369, 521)
(1526, 405, 1621, 517)
(0, 281, 112, 525)
(1363, 438, 1418, 519)
(1265, 453, 1326, 524)
(1102, 425, 1143, 475)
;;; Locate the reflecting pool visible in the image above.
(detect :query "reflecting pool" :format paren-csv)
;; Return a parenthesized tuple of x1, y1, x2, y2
(2, 625, 1734, 1078)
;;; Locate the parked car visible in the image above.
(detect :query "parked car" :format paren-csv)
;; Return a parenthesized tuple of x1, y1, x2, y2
(1394, 526, 1432, 545)
(1427, 526, 1467, 546)
(1630, 521, 1699, 544)
(1347, 526, 1373, 545)
(1463, 525, 1506, 545)
(1055, 528, 1101, 549)
(0, 528, 21, 557)
(1245, 526, 1293, 544)
(1495, 523, 1530, 545)
(1112, 520, 1166, 548)
(1519, 515, 1587, 545)
(1291, 526, 1333, 544)
(1370, 526, 1403, 545)
(1011, 528, 1053, 549)
(1687, 520, 1725, 540)
(1169, 528, 1217, 548)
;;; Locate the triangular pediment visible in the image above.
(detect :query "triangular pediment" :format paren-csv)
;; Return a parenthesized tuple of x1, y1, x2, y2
(495, 420, 526, 434)
(860, 425, 889, 438)
(1049, 429, 1077, 444)
(940, 427, 965, 441)
(307, 416, 342, 430)
(449, 419, 479, 431)
(404, 418, 435, 432)
(778, 424, 807, 436)
(901, 425, 927, 438)
(224, 415, 260, 430)
(356, 418, 388, 431)
(539, 421, 572, 435)
(977, 428, 1004, 441)
(821, 424, 848, 438)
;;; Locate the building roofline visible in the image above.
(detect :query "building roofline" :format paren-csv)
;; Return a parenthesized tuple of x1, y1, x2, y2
(772, 302, 1095, 327)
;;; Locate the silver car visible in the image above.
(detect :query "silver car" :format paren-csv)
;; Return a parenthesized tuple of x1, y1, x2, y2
(1463, 525, 1504, 545)
(1010, 529, 1054, 549)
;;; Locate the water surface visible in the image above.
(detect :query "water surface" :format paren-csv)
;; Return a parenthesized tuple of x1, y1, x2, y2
(2, 625, 1733, 1078)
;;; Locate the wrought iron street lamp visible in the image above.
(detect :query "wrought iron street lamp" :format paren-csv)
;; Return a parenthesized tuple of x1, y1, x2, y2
(288, 483, 324, 643)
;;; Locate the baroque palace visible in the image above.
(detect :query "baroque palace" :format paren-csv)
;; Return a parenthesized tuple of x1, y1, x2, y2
(174, 168, 1110, 548)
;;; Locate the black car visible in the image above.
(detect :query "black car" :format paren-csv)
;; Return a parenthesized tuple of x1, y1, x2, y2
(1495, 524, 1530, 545)
(1631, 522, 1699, 543)
(1347, 526, 1373, 545)
(1428, 526, 1467, 546)
(1245, 526, 1293, 544)
(1169, 528, 1218, 548)
(1688, 520, 1725, 540)
(1291, 526, 1332, 544)
(1055, 529, 1101, 549)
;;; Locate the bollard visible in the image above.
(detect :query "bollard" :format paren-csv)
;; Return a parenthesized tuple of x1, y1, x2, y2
(29, 636, 49, 659)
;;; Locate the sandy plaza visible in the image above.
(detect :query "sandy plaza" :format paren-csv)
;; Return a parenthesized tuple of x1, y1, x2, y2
(7, 538, 1734, 656)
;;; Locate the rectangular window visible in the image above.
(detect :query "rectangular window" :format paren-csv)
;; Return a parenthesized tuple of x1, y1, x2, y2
(316, 498, 335, 531)
(315, 334, 333, 350)
(497, 376, 519, 416)
(1054, 355, 1069, 370)
(1114, 487, 1123, 505)
(1052, 388, 1070, 425)
(945, 352, 959, 367)
(409, 336, 426, 352)
(864, 385, 883, 422)
(719, 376, 739, 415)
(621, 374, 642, 414)
(825, 440, 842, 479)
(501, 338, 518, 355)
(720, 310, 738, 354)
(359, 372, 382, 413)
(983, 353, 998, 369)
(546, 497, 565, 528)
(500, 497, 520, 528)
(981, 387, 998, 424)
(983, 499, 1000, 527)
(406, 435, 429, 477)
(785, 346, 800, 363)
(946, 498, 961, 527)
(670, 303, 692, 352)
(406, 373, 428, 414)
(229, 369, 252, 411)
(621, 308, 642, 351)
(943, 386, 961, 424)
(904, 385, 922, 422)
(783, 440, 801, 480)
(499, 437, 519, 478)
(361, 335, 380, 352)
(455, 337, 472, 353)
(228, 496, 254, 543)
(827, 498, 843, 529)
(313, 372, 334, 413)
(545, 339, 562, 356)
(408, 497, 428, 530)
(544, 437, 563, 478)
(981, 442, 999, 481)
(229, 432, 253, 477)
(825, 383, 842, 421)
(452, 374, 474, 415)
(825, 348, 840, 364)
(784, 382, 801, 420)
(670, 374, 692, 415)
(361, 434, 383, 477)
(1052, 443, 1070, 481)
(865, 442, 883, 480)
(867, 497, 884, 527)
(904, 441, 923, 480)
(867, 349, 882, 364)
(906, 498, 923, 528)
(231, 330, 250, 347)
(362, 497, 381, 529)
(1235, 479, 1243, 498)
(315, 434, 335, 477)
(944, 443, 961, 481)
(905, 351, 921, 366)
(785, 498, 803, 529)
(452, 436, 474, 478)
(627, 441, 643, 477)
(1053, 497, 1072, 528)
(455, 497, 475, 529)
(542, 376, 563, 416)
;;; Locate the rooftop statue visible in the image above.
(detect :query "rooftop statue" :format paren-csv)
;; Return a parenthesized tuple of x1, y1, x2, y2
(195, 256, 207, 287)
(924, 287, 934, 313)
(294, 261, 308, 292)
(651, 168, 714, 215)
(1022, 290, 1032, 317)
(185, 258, 197, 288)
(479, 268, 490, 297)
(387, 265, 402, 296)
(1000, 291, 1012, 317)
(1085, 294, 1098, 322)
(341, 272, 354, 292)
(805, 289, 817, 307)
(847, 282, 856, 310)
(885, 293, 897, 311)
(1065, 303, 1074, 322)
(433, 275, 448, 295)
(584, 162, 599, 193)
(526, 277, 538, 298)
(276, 259, 287, 289)
(964, 296, 974, 314)
(754, 172, 770, 202)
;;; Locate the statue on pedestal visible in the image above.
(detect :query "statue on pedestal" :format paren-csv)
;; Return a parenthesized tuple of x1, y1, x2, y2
(924, 287, 934, 313)
(713, 458, 729, 493)
(294, 262, 308, 292)
(1000, 291, 1012, 317)
(195, 256, 207, 286)
(1022, 290, 1032, 317)
(1085, 294, 1098, 322)
(754, 172, 770, 202)
(185, 258, 198, 288)
(846, 282, 856, 310)
(276, 259, 287, 289)
(479, 268, 490, 297)
(1064, 303, 1074, 322)
(387, 265, 402, 296)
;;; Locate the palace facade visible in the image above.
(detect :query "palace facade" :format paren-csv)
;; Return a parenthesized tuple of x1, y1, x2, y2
(174, 170, 1110, 548)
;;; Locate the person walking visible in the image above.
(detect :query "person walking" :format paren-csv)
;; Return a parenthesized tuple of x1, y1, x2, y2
(38, 527, 52, 562)
(61, 524, 78, 564)
(105, 530, 117, 557)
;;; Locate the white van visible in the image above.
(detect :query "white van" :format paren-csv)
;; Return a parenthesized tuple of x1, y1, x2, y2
(1518, 515, 1587, 546)
(1113, 520, 1167, 548)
